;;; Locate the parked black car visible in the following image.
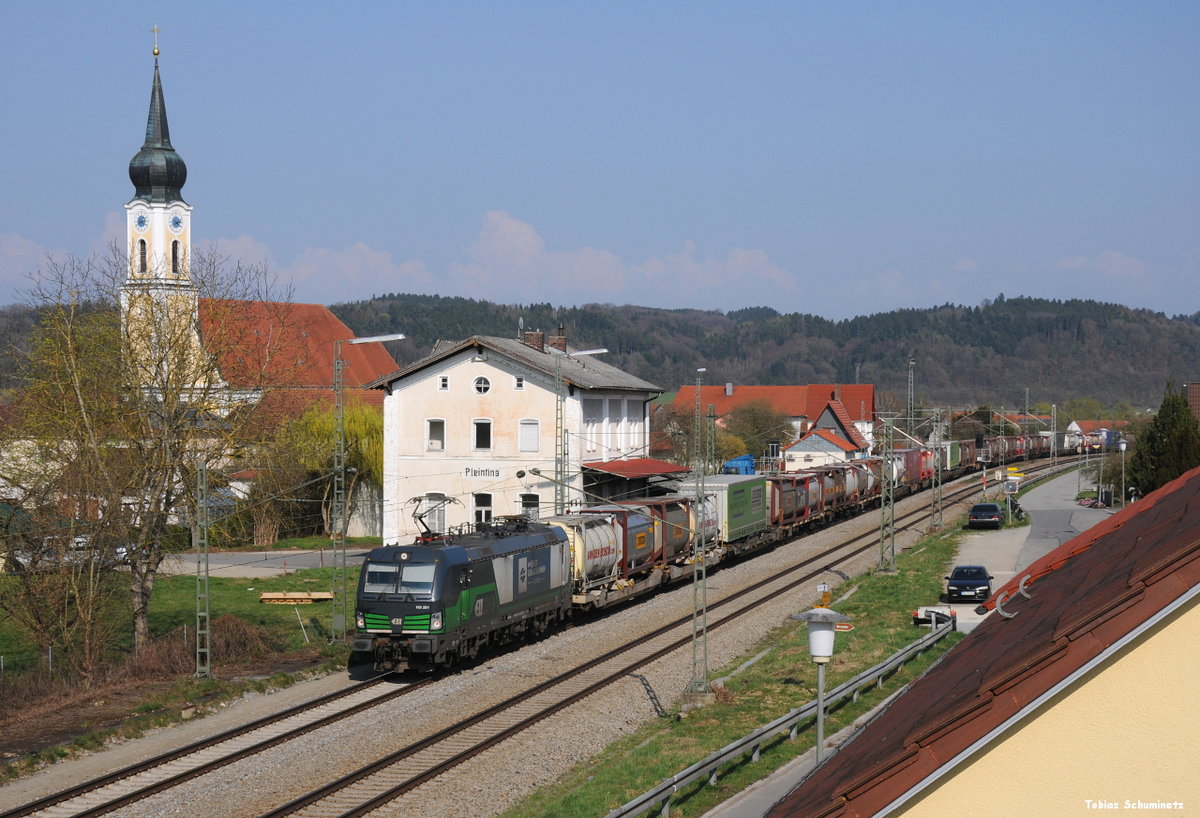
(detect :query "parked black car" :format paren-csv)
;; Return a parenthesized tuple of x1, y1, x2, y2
(945, 565, 994, 602)
(967, 502, 1003, 529)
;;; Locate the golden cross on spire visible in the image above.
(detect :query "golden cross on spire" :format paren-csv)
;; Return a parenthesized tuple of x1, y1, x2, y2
(151, 23, 160, 57)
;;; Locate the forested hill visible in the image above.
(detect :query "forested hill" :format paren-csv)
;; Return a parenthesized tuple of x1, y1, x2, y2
(331, 294, 1200, 410)
(0, 295, 1195, 411)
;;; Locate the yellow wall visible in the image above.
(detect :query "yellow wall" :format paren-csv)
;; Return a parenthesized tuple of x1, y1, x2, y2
(898, 597, 1200, 817)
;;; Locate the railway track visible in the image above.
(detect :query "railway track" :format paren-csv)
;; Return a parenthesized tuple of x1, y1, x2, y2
(265, 462, 1070, 817)
(7, 459, 1071, 817)
(0, 675, 433, 818)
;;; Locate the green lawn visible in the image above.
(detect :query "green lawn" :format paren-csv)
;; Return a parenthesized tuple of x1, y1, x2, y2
(147, 567, 363, 649)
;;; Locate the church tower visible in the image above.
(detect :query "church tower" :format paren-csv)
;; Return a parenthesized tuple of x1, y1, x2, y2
(125, 34, 192, 291)
(121, 33, 208, 395)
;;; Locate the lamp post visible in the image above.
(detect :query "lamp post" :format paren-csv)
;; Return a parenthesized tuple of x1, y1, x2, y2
(791, 588, 851, 764)
(332, 332, 405, 640)
(1119, 438, 1127, 508)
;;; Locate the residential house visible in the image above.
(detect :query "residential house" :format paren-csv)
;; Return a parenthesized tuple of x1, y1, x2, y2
(672, 384, 876, 453)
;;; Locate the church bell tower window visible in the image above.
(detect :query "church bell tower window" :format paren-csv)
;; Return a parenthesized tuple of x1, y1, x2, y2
(138, 240, 147, 274)
(172, 241, 180, 275)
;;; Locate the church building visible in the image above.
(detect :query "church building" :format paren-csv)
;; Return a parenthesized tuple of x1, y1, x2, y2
(120, 44, 397, 534)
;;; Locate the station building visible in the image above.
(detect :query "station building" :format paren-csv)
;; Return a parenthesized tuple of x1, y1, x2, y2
(370, 330, 664, 540)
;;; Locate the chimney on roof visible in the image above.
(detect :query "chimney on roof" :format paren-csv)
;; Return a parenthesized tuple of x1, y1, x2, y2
(834, 386, 842, 402)
(725, 382, 733, 397)
(522, 331, 546, 352)
(548, 323, 567, 352)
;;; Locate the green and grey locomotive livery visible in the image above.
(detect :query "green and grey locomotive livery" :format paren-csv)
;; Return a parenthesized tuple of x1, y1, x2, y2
(351, 518, 572, 673)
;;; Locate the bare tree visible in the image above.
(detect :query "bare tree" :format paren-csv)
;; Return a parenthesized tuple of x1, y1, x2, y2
(3, 245, 300, 654)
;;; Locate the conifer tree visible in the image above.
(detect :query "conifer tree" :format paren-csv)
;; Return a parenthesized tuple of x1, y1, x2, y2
(1127, 381, 1200, 497)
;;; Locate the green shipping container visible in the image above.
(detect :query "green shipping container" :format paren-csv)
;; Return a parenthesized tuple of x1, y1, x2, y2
(675, 474, 769, 543)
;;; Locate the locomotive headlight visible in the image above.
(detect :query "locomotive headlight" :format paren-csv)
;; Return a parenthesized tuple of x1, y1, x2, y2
(355, 611, 365, 629)
(430, 612, 443, 631)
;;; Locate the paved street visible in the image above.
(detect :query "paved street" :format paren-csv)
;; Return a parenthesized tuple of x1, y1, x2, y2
(160, 547, 373, 578)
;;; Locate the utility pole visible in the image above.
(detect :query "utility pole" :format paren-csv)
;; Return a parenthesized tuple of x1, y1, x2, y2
(552, 345, 607, 515)
(332, 339, 348, 640)
(930, 408, 944, 531)
(554, 352, 566, 515)
(193, 461, 211, 679)
(879, 416, 896, 572)
(1051, 404, 1057, 467)
(688, 369, 710, 695)
(333, 332, 404, 640)
(906, 357, 916, 438)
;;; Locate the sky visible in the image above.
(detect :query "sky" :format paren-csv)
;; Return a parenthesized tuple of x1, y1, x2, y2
(3, 3, 1198, 321)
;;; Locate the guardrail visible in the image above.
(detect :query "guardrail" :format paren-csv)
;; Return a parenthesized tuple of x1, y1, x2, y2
(605, 620, 955, 818)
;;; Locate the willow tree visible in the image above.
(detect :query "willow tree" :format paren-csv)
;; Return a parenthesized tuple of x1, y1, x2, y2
(275, 402, 385, 536)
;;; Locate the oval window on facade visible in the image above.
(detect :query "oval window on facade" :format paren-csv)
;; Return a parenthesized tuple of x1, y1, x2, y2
(474, 377, 491, 394)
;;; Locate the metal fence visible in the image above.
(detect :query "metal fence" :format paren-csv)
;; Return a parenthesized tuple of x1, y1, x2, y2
(605, 620, 955, 818)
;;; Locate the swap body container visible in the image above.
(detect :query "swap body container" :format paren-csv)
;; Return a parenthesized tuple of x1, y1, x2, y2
(674, 474, 769, 545)
(618, 495, 693, 563)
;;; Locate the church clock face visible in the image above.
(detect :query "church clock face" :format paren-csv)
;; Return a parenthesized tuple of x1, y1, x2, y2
(135, 212, 149, 232)
(169, 213, 184, 233)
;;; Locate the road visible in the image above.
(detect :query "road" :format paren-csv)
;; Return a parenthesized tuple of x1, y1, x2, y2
(159, 547, 373, 578)
(950, 469, 1113, 633)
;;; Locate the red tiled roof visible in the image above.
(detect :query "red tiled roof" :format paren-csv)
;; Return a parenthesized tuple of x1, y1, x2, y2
(582, 458, 691, 478)
(1072, 419, 1130, 434)
(198, 300, 397, 390)
(788, 428, 859, 453)
(766, 465, 1200, 818)
(822, 400, 870, 449)
(673, 385, 875, 423)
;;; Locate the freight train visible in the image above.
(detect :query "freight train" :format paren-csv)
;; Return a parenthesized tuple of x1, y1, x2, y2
(352, 432, 1071, 673)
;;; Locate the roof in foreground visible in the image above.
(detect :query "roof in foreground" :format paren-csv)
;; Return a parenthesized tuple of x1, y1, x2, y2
(368, 335, 661, 393)
(766, 464, 1200, 818)
(582, 457, 690, 478)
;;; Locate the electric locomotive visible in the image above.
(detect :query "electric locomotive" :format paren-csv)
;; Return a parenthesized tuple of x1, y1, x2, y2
(351, 517, 572, 673)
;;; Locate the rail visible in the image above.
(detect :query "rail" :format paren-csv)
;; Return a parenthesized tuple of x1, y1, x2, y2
(605, 619, 955, 818)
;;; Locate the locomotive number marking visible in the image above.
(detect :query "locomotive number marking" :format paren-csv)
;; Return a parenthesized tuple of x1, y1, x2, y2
(474, 598, 484, 618)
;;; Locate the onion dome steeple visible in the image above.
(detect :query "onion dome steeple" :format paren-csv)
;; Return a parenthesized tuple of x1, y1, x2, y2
(128, 44, 187, 204)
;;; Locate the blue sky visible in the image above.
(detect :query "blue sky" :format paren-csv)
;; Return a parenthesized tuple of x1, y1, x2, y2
(3, 3, 1197, 320)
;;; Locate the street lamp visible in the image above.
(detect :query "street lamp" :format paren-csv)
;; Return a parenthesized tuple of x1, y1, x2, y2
(1119, 437, 1127, 508)
(332, 332, 405, 640)
(791, 587, 852, 764)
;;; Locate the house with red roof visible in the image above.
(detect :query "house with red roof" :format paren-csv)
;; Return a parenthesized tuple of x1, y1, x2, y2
(765, 465, 1200, 817)
(1066, 418, 1131, 449)
(672, 384, 875, 447)
(780, 402, 872, 469)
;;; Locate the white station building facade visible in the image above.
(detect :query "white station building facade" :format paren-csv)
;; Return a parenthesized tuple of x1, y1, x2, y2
(371, 330, 662, 541)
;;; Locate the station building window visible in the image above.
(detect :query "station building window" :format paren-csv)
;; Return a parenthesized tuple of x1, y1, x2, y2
(420, 493, 447, 534)
(474, 493, 493, 524)
(426, 419, 445, 451)
(473, 420, 492, 450)
(519, 419, 539, 452)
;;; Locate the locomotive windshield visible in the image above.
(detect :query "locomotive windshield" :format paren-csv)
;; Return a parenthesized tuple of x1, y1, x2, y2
(362, 561, 437, 599)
